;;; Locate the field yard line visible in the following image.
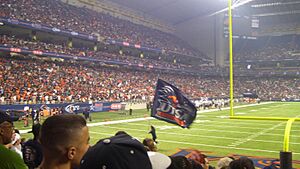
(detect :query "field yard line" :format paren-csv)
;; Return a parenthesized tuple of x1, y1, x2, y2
(125, 122, 287, 133)
(119, 123, 300, 145)
(18, 117, 154, 134)
(160, 139, 300, 155)
(17, 102, 276, 134)
(197, 102, 274, 114)
(102, 102, 277, 127)
(88, 130, 300, 155)
(106, 121, 276, 136)
(87, 117, 153, 127)
(177, 126, 300, 137)
(197, 120, 300, 128)
(89, 128, 240, 141)
(92, 124, 300, 145)
(193, 123, 300, 132)
(227, 122, 285, 147)
(129, 121, 300, 138)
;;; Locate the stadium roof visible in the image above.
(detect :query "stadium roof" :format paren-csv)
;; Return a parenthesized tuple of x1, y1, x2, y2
(106, 0, 229, 25)
(102, 0, 300, 26)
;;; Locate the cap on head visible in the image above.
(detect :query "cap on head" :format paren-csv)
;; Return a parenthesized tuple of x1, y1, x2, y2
(79, 133, 155, 169)
(168, 156, 193, 169)
(0, 111, 17, 125)
(216, 157, 234, 169)
(229, 157, 255, 169)
(147, 151, 171, 169)
(12, 133, 21, 144)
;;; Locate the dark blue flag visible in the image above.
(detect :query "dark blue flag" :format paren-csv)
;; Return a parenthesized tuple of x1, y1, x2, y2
(151, 79, 197, 128)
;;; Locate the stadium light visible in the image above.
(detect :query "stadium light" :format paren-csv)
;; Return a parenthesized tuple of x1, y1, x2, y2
(0, 22, 4, 26)
(251, 1, 300, 8)
(208, 0, 255, 16)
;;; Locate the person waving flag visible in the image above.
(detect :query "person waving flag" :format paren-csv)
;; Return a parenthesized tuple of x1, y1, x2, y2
(151, 79, 197, 128)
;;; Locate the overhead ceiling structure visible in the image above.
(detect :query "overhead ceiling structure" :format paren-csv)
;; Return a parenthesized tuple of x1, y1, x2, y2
(92, 0, 300, 58)
(104, 0, 229, 26)
(248, 0, 300, 16)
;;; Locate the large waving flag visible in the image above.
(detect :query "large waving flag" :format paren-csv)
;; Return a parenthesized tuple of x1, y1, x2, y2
(151, 79, 197, 128)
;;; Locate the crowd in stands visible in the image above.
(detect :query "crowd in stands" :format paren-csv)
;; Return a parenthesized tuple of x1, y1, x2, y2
(0, 35, 206, 71)
(234, 35, 300, 61)
(0, 35, 86, 56)
(1, 1, 300, 168)
(0, 55, 212, 104)
(0, 55, 299, 105)
(0, 0, 201, 57)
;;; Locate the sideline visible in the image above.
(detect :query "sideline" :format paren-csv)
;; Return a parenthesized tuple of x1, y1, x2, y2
(20, 102, 274, 134)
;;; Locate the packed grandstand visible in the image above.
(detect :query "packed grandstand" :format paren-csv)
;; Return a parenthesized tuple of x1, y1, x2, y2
(0, 0, 300, 169)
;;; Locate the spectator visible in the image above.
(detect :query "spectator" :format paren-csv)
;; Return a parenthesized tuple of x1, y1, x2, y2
(0, 53, 299, 104)
(167, 156, 193, 169)
(79, 132, 171, 169)
(10, 132, 23, 158)
(186, 150, 211, 169)
(149, 125, 158, 143)
(229, 157, 255, 169)
(39, 114, 90, 169)
(216, 157, 234, 169)
(22, 123, 43, 169)
(143, 138, 157, 152)
(0, 111, 28, 169)
(1, 0, 202, 57)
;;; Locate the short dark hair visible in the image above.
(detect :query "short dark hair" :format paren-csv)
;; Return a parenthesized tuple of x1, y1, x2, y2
(39, 115, 86, 155)
(114, 131, 127, 136)
(229, 157, 255, 169)
(142, 138, 157, 152)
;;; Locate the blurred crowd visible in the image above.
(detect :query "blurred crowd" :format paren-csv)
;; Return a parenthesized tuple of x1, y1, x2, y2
(235, 35, 300, 61)
(0, 35, 205, 71)
(0, 56, 299, 105)
(0, 0, 200, 56)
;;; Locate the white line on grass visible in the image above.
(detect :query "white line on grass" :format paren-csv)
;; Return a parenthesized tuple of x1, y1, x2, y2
(136, 120, 300, 138)
(192, 122, 300, 132)
(93, 124, 300, 145)
(235, 112, 246, 115)
(24, 102, 278, 135)
(87, 117, 153, 127)
(120, 122, 300, 144)
(158, 139, 300, 155)
(88, 130, 300, 155)
(197, 119, 300, 127)
(18, 102, 274, 134)
(197, 102, 274, 114)
(91, 125, 241, 140)
(227, 122, 285, 147)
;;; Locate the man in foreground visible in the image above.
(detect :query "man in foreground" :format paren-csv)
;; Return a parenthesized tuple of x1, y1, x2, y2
(39, 114, 90, 169)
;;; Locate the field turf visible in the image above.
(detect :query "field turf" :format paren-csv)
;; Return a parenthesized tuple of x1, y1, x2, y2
(18, 102, 300, 161)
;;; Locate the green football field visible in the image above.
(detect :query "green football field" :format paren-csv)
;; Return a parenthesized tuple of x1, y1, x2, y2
(18, 102, 300, 161)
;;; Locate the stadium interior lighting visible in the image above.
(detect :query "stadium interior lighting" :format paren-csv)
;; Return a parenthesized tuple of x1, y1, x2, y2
(209, 0, 255, 16)
(251, 1, 300, 8)
(0, 22, 4, 26)
(251, 2, 281, 7)
(252, 10, 300, 17)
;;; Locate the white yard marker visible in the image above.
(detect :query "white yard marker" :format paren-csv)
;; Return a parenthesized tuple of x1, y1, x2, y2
(236, 112, 246, 115)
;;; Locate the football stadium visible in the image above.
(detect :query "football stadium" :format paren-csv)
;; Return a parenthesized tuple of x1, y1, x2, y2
(0, 0, 300, 169)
